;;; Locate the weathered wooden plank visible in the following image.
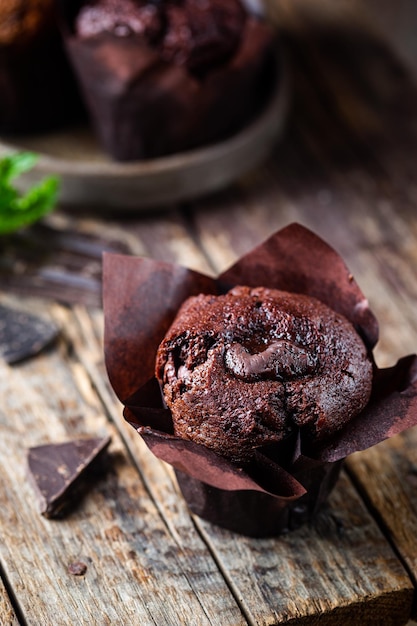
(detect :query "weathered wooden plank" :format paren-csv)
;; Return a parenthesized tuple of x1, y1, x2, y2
(0, 296, 244, 626)
(0, 577, 19, 626)
(0, 209, 213, 307)
(195, 470, 412, 626)
(329, 187, 417, 618)
(51, 303, 247, 626)
(347, 434, 417, 611)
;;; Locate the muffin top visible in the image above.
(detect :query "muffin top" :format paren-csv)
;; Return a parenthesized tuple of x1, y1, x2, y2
(156, 286, 373, 464)
(75, 0, 247, 76)
(0, 0, 55, 46)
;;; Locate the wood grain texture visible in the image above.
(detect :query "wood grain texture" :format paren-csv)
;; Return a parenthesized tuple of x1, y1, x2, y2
(0, 578, 18, 626)
(52, 303, 247, 626)
(196, 471, 412, 626)
(347, 436, 417, 616)
(0, 210, 213, 307)
(0, 297, 243, 626)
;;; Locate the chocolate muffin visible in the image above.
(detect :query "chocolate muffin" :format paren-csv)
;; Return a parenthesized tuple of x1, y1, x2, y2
(59, 0, 275, 160)
(0, 0, 82, 133)
(156, 286, 373, 464)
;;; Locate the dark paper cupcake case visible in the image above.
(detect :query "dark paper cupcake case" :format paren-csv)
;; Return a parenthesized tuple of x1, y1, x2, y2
(174, 460, 344, 537)
(103, 223, 417, 536)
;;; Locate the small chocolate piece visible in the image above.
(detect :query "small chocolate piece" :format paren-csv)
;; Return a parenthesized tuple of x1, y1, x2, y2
(0, 304, 59, 364)
(27, 436, 111, 518)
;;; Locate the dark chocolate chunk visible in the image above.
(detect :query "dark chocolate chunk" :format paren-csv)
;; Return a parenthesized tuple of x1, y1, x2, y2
(27, 436, 111, 518)
(0, 304, 59, 365)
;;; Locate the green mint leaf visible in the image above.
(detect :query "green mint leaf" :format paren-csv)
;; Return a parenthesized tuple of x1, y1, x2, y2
(0, 152, 60, 235)
(0, 152, 38, 182)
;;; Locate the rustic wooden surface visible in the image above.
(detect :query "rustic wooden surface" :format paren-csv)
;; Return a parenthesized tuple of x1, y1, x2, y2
(0, 577, 18, 626)
(1, 2, 417, 624)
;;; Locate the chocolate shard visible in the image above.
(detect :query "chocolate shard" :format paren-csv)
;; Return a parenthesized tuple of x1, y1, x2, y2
(0, 304, 59, 365)
(27, 436, 111, 518)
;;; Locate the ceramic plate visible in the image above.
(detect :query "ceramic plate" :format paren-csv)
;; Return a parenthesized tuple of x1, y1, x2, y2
(0, 58, 289, 211)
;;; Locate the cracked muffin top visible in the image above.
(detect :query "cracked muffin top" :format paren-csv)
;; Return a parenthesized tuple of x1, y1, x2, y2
(155, 286, 373, 464)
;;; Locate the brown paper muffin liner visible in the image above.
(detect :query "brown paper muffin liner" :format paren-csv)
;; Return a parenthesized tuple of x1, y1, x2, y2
(174, 459, 343, 537)
(103, 223, 417, 536)
(57, 1, 276, 161)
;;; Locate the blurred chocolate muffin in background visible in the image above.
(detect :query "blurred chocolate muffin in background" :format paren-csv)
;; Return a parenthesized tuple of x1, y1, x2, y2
(0, 0, 83, 134)
(59, 0, 276, 161)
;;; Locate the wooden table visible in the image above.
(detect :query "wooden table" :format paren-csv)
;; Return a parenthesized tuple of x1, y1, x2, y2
(1, 5, 417, 625)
